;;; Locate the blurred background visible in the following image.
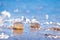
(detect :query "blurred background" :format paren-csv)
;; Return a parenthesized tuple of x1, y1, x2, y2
(0, 0, 60, 40)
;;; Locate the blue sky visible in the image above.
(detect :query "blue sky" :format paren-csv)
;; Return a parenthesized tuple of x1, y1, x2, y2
(0, 0, 60, 23)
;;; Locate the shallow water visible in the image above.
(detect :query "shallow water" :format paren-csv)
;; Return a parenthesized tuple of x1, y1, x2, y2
(0, 24, 60, 40)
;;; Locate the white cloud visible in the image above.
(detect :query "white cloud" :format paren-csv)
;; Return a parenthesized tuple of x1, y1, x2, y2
(7, 18, 21, 24)
(0, 16, 4, 26)
(45, 22, 49, 24)
(49, 21, 53, 24)
(1, 10, 11, 18)
(5, 19, 14, 23)
(25, 18, 30, 24)
(57, 22, 60, 25)
(14, 18, 21, 22)
(31, 19, 40, 24)
(20, 16, 29, 24)
(21, 16, 24, 21)
(8, 16, 30, 24)
(0, 10, 11, 26)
